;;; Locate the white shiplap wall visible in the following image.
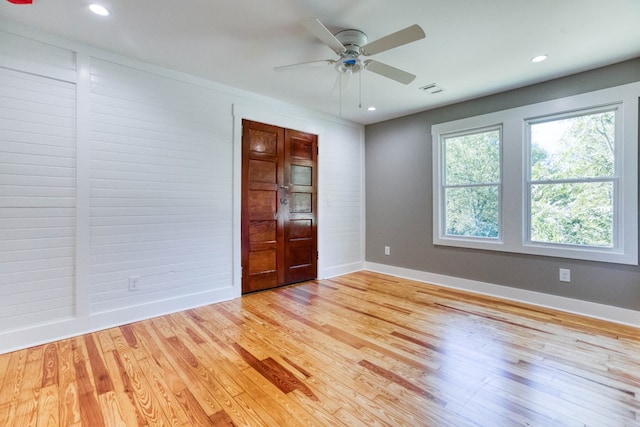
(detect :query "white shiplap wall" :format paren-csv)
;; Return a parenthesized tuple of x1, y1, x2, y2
(0, 31, 76, 82)
(321, 123, 365, 277)
(89, 59, 233, 314)
(0, 23, 364, 354)
(0, 46, 77, 331)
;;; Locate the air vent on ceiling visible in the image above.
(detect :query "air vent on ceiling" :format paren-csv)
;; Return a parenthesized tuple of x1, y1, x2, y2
(419, 83, 444, 94)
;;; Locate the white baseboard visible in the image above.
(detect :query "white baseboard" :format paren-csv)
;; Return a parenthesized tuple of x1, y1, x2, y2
(321, 261, 365, 280)
(365, 262, 640, 328)
(4, 264, 636, 355)
(0, 286, 236, 355)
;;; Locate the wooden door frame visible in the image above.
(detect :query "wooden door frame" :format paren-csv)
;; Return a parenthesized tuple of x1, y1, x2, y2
(232, 104, 324, 298)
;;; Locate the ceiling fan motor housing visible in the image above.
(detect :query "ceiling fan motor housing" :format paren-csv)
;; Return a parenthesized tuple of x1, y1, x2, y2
(334, 29, 368, 74)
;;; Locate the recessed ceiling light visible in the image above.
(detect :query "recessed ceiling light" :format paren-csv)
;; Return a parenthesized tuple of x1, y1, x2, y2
(531, 54, 548, 63)
(367, 106, 376, 111)
(89, 4, 110, 16)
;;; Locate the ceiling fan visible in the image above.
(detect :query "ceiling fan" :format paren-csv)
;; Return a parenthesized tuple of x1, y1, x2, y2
(275, 18, 426, 85)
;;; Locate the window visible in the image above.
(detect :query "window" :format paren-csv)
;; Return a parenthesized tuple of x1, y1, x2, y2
(432, 82, 639, 265)
(442, 127, 501, 239)
(527, 108, 617, 248)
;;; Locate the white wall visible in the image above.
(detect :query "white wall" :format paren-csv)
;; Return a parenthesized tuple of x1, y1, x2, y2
(0, 22, 365, 354)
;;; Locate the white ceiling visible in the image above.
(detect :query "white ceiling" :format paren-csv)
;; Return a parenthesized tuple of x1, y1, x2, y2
(2, 0, 640, 124)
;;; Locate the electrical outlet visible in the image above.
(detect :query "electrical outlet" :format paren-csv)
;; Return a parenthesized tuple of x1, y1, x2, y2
(559, 268, 571, 283)
(128, 275, 140, 291)
(384, 246, 390, 256)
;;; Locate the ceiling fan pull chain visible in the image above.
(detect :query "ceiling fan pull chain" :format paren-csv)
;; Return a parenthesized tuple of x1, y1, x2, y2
(359, 69, 362, 109)
(339, 72, 342, 117)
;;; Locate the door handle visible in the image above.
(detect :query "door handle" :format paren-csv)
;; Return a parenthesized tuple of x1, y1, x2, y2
(280, 197, 288, 205)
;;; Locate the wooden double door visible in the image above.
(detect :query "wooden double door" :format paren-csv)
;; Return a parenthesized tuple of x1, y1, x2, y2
(241, 120, 318, 294)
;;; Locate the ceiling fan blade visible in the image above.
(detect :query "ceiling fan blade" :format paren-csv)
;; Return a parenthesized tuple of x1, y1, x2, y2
(274, 59, 335, 72)
(364, 60, 416, 85)
(361, 24, 425, 56)
(302, 18, 346, 55)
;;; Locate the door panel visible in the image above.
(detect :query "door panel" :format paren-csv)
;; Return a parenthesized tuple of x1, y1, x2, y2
(248, 191, 276, 218)
(283, 129, 317, 285)
(289, 192, 312, 213)
(241, 120, 317, 293)
(291, 165, 312, 186)
(248, 160, 276, 183)
(242, 121, 284, 293)
(289, 219, 312, 239)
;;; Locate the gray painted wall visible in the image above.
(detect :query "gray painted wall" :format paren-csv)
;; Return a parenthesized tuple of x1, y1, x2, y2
(365, 58, 640, 311)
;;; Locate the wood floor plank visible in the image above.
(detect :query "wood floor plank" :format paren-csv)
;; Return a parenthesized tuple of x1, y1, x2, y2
(36, 384, 59, 427)
(144, 321, 260, 427)
(231, 392, 280, 427)
(303, 372, 399, 426)
(0, 350, 27, 426)
(111, 334, 171, 427)
(101, 350, 144, 427)
(15, 356, 43, 427)
(72, 338, 105, 427)
(13, 399, 37, 427)
(1, 271, 640, 426)
(136, 356, 192, 427)
(239, 363, 330, 427)
(98, 391, 129, 427)
(170, 315, 246, 398)
(0, 350, 9, 390)
(56, 339, 81, 427)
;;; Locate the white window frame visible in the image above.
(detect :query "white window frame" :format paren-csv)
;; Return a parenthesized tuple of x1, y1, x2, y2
(525, 105, 621, 250)
(440, 125, 503, 242)
(432, 82, 639, 265)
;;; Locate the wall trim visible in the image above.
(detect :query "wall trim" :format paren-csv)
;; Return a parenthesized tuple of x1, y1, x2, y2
(365, 262, 640, 328)
(0, 287, 236, 355)
(321, 261, 365, 279)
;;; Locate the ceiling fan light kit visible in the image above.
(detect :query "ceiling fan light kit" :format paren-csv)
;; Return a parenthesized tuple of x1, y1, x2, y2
(333, 29, 367, 74)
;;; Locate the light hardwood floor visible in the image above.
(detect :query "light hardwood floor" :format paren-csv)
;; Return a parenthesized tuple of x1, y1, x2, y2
(1, 271, 639, 426)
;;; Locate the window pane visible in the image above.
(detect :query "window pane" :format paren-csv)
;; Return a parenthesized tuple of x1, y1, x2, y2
(530, 111, 615, 181)
(445, 186, 499, 238)
(530, 182, 613, 247)
(445, 129, 500, 185)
